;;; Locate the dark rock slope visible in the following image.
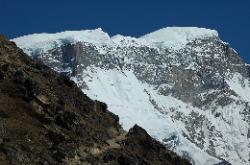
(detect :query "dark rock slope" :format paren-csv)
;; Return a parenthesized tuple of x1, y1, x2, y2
(0, 35, 190, 165)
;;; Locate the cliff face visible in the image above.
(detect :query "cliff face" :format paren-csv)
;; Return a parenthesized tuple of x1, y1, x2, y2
(0, 36, 190, 165)
(12, 28, 250, 164)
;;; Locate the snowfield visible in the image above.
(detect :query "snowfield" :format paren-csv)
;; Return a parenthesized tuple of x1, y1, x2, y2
(76, 67, 220, 165)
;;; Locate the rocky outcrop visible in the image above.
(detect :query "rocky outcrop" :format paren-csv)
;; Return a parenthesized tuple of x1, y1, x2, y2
(0, 36, 190, 165)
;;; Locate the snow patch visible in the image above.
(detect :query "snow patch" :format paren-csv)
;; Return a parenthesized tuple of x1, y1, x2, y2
(226, 72, 250, 102)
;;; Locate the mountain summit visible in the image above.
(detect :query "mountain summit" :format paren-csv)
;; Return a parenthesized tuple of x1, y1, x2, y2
(13, 27, 250, 165)
(13, 27, 218, 52)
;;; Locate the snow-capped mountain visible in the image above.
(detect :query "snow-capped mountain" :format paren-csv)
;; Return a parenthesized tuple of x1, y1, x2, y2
(13, 27, 250, 165)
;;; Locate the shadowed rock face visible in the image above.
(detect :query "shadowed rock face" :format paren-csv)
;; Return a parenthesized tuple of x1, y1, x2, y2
(0, 35, 191, 165)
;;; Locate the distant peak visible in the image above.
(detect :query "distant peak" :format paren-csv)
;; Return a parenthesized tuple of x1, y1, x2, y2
(12, 28, 111, 50)
(140, 27, 218, 46)
(12, 27, 219, 51)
